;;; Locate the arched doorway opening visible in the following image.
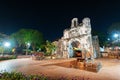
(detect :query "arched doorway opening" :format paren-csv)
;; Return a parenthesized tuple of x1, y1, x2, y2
(68, 40, 81, 57)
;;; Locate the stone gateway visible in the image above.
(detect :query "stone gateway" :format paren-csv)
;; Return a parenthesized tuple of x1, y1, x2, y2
(55, 18, 98, 60)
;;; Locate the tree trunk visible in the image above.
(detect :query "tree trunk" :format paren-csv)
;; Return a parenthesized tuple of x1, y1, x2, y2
(26, 47, 28, 55)
(32, 45, 36, 52)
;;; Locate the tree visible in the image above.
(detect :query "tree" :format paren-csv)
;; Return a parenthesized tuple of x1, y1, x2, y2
(108, 22, 120, 40)
(44, 40, 56, 56)
(108, 22, 120, 34)
(10, 29, 44, 55)
(108, 22, 120, 46)
(92, 30, 108, 47)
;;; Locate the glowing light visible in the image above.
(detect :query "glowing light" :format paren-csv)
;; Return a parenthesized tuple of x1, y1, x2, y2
(27, 43, 30, 46)
(26, 42, 30, 48)
(114, 33, 119, 38)
(109, 47, 112, 49)
(4, 42, 10, 47)
(107, 38, 110, 41)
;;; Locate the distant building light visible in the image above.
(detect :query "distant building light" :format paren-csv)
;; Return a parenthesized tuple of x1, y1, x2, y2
(107, 38, 110, 41)
(109, 47, 112, 49)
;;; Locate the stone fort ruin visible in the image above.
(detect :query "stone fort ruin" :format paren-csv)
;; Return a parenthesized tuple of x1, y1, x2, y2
(53, 18, 101, 72)
(54, 17, 99, 60)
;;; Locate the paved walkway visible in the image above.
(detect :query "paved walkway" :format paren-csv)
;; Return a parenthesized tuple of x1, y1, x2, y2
(0, 58, 33, 72)
(0, 58, 120, 80)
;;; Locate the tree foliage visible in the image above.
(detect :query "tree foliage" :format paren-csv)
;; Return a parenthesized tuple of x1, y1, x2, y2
(92, 30, 108, 47)
(108, 22, 120, 41)
(107, 22, 120, 46)
(44, 40, 56, 56)
(108, 22, 120, 34)
(10, 29, 44, 52)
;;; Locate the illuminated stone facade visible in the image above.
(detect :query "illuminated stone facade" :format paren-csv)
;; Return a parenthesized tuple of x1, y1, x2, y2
(56, 18, 95, 59)
(92, 36, 101, 58)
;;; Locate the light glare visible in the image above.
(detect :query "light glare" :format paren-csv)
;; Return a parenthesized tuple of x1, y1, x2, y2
(4, 42, 10, 47)
(114, 33, 119, 38)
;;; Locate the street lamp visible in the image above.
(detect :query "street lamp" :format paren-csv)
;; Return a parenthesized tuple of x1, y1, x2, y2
(114, 33, 119, 39)
(113, 33, 119, 43)
(2, 42, 11, 56)
(25, 42, 31, 55)
(113, 33, 120, 52)
(4, 42, 10, 47)
(27, 43, 30, 48)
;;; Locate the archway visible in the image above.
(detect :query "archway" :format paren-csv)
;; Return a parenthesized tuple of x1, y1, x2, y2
(68, 40, 81, 57)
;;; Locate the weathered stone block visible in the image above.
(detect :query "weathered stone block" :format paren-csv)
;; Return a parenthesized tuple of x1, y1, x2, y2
(76, 62, 85, 70)
(85, 62, 92, 67)
(85, 62, 102, 72)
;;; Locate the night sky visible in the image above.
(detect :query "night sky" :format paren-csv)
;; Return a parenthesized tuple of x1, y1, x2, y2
(0, 0, 120, 41)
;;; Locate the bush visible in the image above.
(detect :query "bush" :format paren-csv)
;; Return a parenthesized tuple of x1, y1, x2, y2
(0, 72, 89, 80)
(0, 72, 47, 80)
(0, 55, 17, 61)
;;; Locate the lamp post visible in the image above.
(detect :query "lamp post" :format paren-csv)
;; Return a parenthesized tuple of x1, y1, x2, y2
(113, 33, 119, 44)
(113, 33, 119, 54)
(26, 42, 30, 55)
(4, 42, 10, 47)
(3, 42, 11, 56)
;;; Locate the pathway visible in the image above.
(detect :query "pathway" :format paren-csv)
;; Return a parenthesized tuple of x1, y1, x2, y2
(0, 58, 120, 80)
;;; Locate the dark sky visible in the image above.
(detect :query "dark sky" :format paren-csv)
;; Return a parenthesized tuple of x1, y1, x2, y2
(0, 0, 120, 41)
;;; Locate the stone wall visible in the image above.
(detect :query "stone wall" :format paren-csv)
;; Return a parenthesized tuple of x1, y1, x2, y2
(92, 36, 100, 58)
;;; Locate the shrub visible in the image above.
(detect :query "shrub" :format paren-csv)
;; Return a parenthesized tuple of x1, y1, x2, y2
(0, 55, 17, 61)
(0, 72, 47, 80)
(0, 72, 89, 80)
